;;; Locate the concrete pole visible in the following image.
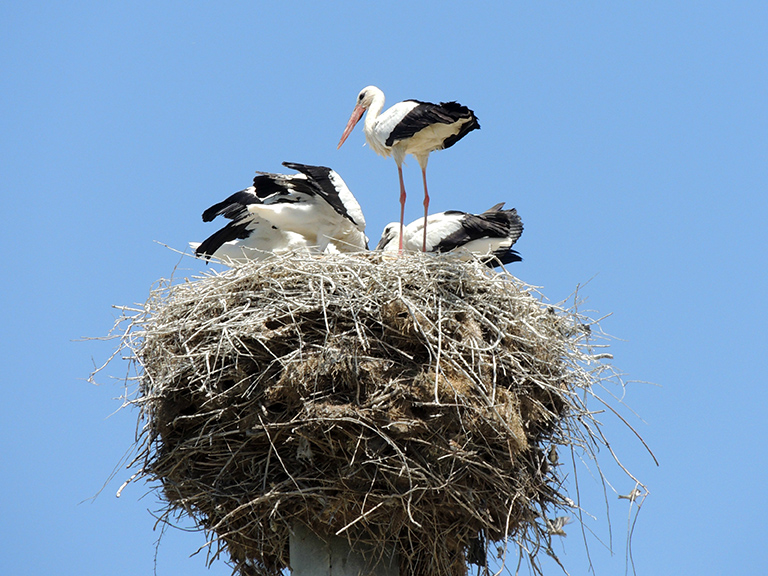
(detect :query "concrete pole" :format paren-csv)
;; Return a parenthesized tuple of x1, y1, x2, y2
(290, 523, 399, 576)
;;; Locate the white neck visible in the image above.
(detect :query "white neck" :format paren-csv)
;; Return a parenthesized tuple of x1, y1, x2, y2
(363, 87, 386, 136)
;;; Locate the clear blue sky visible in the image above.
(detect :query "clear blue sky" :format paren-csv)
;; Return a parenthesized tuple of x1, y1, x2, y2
(2, 1, 766, 574)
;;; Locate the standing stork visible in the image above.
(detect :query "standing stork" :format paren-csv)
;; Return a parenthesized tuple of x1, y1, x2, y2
(337, 85, 480, 252)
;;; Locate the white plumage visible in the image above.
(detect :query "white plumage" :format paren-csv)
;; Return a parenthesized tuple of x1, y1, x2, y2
(338, 85, 479, 252)
(376, 203, 523, 267)
(192, 162, 368, 264)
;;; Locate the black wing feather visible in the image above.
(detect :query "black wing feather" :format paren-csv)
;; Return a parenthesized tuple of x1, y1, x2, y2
(202, 170, 312, 224)
(201, 189, 260, 222)
(251, 172, 311, 202)
(490, 249, 522, 266)
(282, 162, 360, 226)
(195, 221, 252, 260)
(386, 100, 480, 148)
(433, 209, 519, 251)
(433, 205, 524, 267)
(480, 205, 524, 246)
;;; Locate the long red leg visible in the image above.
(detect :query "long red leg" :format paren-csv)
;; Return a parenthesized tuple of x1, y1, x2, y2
(421, 167, 430, 252)
(398, 164, 406, 253)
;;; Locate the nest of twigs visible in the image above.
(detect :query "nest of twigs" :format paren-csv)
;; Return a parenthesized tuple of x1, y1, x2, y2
(106, 252, 631, 576)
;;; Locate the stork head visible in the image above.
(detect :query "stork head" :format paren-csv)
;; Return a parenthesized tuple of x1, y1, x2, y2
(354, 86, 381, 109)
(375, 222, 400, 251)
(337, 86, 383, 149)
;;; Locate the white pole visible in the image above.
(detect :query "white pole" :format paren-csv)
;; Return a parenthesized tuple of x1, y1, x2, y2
(290, 523, 399, 576)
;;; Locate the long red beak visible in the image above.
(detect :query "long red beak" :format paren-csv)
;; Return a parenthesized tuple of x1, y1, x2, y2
(337, 104, 365, 149)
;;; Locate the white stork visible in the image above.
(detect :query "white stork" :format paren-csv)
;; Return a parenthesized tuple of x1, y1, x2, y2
(376, 203, 523, 267)
(192, 162, 368, 264)
(337, 85, 480, 253)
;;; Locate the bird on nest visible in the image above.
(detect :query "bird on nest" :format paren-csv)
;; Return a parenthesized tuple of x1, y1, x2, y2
(192, 162, 368, 264)
(376, 203, 523, 267)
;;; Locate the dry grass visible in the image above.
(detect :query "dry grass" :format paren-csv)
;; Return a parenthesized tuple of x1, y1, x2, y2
(96, 251, 645, 576)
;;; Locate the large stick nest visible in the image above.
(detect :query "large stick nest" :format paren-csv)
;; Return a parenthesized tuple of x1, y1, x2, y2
(110, 252, 628, 576)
